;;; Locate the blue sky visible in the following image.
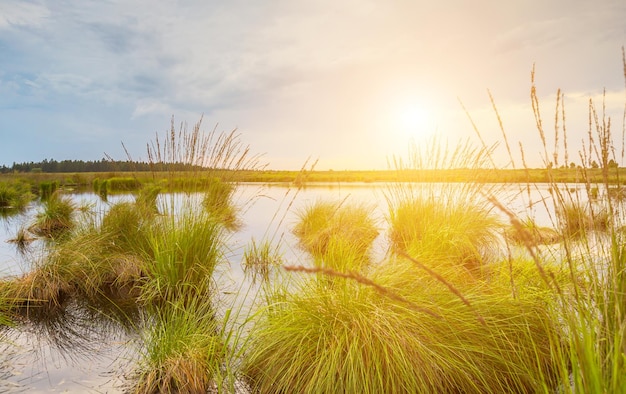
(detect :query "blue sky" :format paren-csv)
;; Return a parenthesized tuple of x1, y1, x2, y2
(0, 0, 624, 170)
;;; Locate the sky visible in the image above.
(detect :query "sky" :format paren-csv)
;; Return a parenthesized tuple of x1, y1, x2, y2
(0, 0, 624, 170)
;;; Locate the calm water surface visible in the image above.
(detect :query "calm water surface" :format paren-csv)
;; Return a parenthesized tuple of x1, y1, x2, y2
(0, 182, 574, 392)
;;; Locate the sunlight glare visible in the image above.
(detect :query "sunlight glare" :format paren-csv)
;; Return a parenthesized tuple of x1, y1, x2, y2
(393, 102, 436, 142)
(399, 105, 430, 132)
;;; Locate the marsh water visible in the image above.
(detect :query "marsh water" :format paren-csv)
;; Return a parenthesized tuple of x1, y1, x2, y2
(0, 182, 575, 392)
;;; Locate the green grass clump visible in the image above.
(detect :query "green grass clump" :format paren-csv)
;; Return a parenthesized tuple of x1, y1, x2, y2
(92, 178, 109, 200)
(243, 254, 565, 393)
(387, 196, 501, 277)
(292, 200, 379, 272)
(202, 177, 239, 230)
(100, 201, 154, 255)
(107, 177, 142, 192)
(139, 208, 225, 304)
(243, 238, 283, 283)
(504, 216, 561, 245)
(0, 180, 33, 215)
(132, 297, 226, 394)
(135, 185, 161, 214)
(556, 201, 610, 238)
(0, 197, 158, 308)
(243, 128, 573, 393)
(29, 191, 76, 238)
(38, 180, 59, 200)
(0, 259, 75, 307)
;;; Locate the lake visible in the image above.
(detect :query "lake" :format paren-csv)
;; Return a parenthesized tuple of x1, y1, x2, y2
(0, 181, 578, 392)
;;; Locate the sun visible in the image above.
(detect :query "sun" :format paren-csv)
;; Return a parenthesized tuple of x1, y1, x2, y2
(393, 102, 435, 140)
(398, 105, 431, 131)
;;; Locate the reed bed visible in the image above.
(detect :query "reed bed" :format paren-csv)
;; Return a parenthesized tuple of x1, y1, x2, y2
(242, 52, 626, 393)
(127, 117, 263, 392)
(243, 178, 568, 393)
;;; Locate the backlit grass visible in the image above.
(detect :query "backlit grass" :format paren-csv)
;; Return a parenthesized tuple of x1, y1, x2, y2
(387, 196, 502, 277)
(243, 251, 566, 393)
(132, 296, 226, 394)
(139, 209, 225, 304)
(504, 216, 561, 245)
(243, 238, 283, 283)
(292, 200, 379, 272)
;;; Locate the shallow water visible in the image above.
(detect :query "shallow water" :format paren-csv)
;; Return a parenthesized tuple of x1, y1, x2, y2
(0, 181, 581, 391)
(0, 303, 139, 393)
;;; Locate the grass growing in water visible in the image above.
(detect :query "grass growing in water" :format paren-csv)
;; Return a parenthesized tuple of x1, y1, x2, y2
(386, 139, 503, 279)
(242, 146, 567, 392)
(139, 209, 225, 304)
(0, 180, 33, 216)
(132, 296, 227, 393)
(29, 191, 76, 238)
(202, 177, 240, 230)
(243, 238, 283, 283)
(129, 117, 263, 392)
(6, 226, 35, 253)
(504, 216, 561, 245)
(38, 180, 58, 200)
(469, 52, 626, 393)
(555, 201, 610, 238)
(243, 253, 566, 393)
(1, 54, 625, 393)
(292, 199, 379, 272)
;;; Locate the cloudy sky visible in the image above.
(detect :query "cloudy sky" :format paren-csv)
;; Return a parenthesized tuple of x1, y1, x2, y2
(0, 0, 624, 170)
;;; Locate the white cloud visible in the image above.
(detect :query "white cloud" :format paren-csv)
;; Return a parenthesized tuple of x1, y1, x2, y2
(0, 0, 624, 169)
(132, 99, 173, 119)
(0, 1, 50, 29)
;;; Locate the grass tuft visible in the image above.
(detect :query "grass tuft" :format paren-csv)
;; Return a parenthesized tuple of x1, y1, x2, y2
(29, 191, 76, 238)
(292, 199, 379, 272)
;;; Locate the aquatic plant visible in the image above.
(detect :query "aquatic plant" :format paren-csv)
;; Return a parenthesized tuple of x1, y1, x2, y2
(139, 209, 225, 304)
(29, 191, 76, 238)
(202, 177, 239, 230)
(385, 137, 504, 279)
(292, 199, 379, 272)
(0, 258, 74, 307)
(92, 177, 109, 201)
(132, 297, 226, 394)
(555, 201, 610, 238)
(472, 52, 626, 392)
(243, 238, 283, 283)
(243, 253, 565, 393)
(102, 201, 153, 250)
(387, 193, 502, 277)
(504, 216, 561, 245)
(107, 177, 142, 192)
(6, 226, 35, 253)
(0, 181, 33, 216)
(242, 136, 568, 393)
(135, 185, 161, 214)
(0, 192, 158, 310)
(38, 180, 59, 200)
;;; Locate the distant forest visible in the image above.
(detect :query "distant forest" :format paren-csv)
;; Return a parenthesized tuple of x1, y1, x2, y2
(1, 159, 202, 174)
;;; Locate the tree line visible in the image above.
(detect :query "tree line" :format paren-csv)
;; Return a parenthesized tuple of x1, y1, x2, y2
(1, 159, 204, 174)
